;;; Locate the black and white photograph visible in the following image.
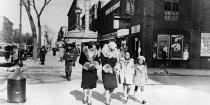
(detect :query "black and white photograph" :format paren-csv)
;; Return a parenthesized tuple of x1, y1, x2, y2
(0, 0, 210, 105)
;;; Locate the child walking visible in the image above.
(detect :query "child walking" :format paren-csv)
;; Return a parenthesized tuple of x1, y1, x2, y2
(133, 56, 148, 104)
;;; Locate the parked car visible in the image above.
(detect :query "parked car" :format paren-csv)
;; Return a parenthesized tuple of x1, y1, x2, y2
(0, 44, 13, 67)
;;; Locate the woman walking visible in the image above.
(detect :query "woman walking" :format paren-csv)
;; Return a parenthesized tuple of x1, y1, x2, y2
(119, 51, 135, 104)
(133, 56, 148, 104)
(101, 42, 119, 105)
(79, 42, 100, 105)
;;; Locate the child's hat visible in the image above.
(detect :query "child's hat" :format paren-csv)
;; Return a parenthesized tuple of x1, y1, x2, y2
(138, 56, 145, 61)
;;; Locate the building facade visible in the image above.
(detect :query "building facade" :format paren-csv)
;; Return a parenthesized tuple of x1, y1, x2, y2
(93, 0, 210, 69)
(97, 0, 133, 55)
(0, 16, 13, 43)
(131, 0, 192, 68)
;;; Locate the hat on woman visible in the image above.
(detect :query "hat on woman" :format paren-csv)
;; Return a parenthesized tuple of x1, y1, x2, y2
(108, 41, 117, 51)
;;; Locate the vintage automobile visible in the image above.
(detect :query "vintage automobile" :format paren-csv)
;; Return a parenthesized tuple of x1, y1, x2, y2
(0, 43, 13, 67)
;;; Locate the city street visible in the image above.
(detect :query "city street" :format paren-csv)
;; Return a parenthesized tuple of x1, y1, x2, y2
(0, 52, 210, 105)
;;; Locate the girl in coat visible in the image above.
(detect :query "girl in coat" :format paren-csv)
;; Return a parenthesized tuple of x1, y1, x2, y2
(119, 51, 135, 104)
(133, 56, 148, 104)
(101, 42, 119, 105)
(79, 42, 100, 105)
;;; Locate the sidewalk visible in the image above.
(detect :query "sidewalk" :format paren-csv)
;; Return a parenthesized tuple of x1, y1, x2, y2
(0, 52, 210, 105)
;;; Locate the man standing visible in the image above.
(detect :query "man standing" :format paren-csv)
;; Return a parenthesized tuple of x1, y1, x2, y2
(63, 44, 77, 81)
(40, 46, 47, 65)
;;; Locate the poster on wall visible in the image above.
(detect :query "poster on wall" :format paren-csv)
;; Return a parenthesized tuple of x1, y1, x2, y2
(201, 33, 210, 56)
(157, 35, 170, 59)
(171, 35, 183, 60)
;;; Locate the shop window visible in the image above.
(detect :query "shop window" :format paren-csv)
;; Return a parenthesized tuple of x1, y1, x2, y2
(164, 0, 179, 21)
(154, 34, 185, 60)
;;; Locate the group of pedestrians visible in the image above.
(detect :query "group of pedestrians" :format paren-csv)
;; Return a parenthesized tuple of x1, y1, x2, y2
(78, 41, 148, 105)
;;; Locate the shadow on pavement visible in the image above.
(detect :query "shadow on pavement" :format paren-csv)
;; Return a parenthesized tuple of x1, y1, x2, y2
(110, 92, 124, 102)
(92, 91, 105, 103)
(70, 90, 84, 102)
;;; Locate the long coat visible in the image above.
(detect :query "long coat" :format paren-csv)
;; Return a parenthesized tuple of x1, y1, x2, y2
(119, 58, 135, 85)
(101, 53, 118, 89)
(40, 48, 47, 62)
(133, 64, 148, 86)
(79, 51, 99, 89)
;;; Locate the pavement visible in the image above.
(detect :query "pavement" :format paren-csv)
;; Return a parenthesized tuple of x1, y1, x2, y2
(0, 52, 210, 105)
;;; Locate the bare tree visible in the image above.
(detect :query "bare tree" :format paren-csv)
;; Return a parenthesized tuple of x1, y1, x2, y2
(43, 25, 53, 49)
(20, 0, 52, 59)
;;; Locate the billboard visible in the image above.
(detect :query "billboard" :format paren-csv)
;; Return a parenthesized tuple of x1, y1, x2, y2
(201, 33, 210, 56)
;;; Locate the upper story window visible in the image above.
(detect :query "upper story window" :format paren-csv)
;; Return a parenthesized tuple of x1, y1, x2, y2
(164, 0, 179, 21)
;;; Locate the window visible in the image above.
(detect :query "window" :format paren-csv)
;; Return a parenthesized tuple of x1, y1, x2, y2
(164, 0, 179, 21)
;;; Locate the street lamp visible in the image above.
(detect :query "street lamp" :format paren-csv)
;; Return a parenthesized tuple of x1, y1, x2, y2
(18, 0, 23, 67)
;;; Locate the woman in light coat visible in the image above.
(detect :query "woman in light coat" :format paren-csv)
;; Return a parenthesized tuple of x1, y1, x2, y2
(119, 51, 135, 104)
(133, 56, 148, 104)
(59, 47, 65, 62)
(101, 42, 119, 105)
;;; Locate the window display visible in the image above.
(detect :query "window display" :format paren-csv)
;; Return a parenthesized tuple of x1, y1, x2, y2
(171, 35, 183, 60)
(157, 35, 170, 59)
(154, 34, 185, 60)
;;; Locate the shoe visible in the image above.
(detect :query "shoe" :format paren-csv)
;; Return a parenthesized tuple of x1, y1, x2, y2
(105, 99, 111, 105)
(105, 101, 110, 105)
(82, 99, 87, 104)
(67, 78, 71, 81)
(87, 101, 92, 105)
(142, 100, 147, 104)
(123, 97, 128, 104)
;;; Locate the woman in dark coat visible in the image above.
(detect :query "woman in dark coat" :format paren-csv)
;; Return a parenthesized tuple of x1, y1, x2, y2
(101, 42, 118, 105)
(40, 46, 47, 65)
(79, 42, 99, 105)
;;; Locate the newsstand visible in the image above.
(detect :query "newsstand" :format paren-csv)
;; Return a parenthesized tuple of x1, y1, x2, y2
(7, 68, 26, 103)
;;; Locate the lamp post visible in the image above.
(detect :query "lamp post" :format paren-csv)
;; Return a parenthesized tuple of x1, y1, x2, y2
(18, 0, 23, 67)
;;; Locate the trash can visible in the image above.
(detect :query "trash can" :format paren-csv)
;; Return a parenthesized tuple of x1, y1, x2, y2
(7, 68, 26, 103)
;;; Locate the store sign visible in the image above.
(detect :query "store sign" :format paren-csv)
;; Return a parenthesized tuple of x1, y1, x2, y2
(131, 24, 140, 34)
(114, 19, 130, 29)
(117, 29, 129, 38)
(100, 32, 117, 41)
(105, 1, 120, 15)
(201, 33, 210, 56)
(113, 20, 119, 29)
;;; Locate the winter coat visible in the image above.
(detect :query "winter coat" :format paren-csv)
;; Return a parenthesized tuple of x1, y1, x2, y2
(40, 48, 47, 62)
(59, 47, 64, 58)
(133, 64, 148, 86)
(79, 47, 99, 89)
(119, 58, 135, 85)
(63, 49, 77, 66)
(101, 53, 118, 89)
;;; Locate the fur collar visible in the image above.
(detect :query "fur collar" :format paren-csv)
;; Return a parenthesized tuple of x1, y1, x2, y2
(83, 46, 98, 62)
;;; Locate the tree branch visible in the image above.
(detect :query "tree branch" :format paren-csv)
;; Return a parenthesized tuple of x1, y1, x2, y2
(39, 0, 52, 16)
(20, 0, 28, 9)
(32, 0, 39, 16)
